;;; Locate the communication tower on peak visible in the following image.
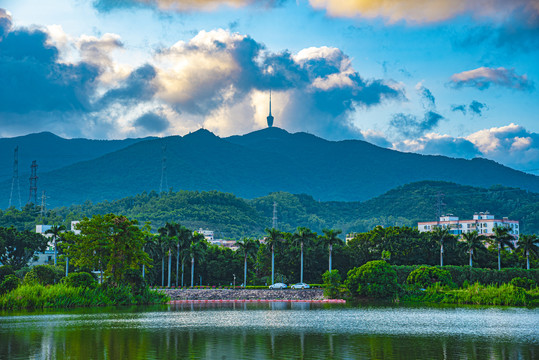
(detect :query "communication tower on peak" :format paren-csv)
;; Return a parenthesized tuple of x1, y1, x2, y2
(267, 90, 274, 128)
(9, 146, 22, 209)
(28, 160, 38, 205)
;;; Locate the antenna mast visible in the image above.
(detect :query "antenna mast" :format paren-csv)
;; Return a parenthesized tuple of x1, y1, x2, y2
(9, 146, 22, 209)
(40, 190, 46, 222)
(28, 160, 38, 205)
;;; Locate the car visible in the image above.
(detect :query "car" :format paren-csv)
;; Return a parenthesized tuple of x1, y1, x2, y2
(269, 283, 287, 289)
(291, 283, 310, 289)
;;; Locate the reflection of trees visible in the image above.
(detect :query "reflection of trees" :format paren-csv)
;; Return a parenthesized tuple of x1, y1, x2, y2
(1, 313, 535, 360)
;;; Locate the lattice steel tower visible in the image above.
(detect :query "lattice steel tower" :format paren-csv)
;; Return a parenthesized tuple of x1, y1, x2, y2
(28, 160, 38, 205)
(9, 146, 22, 209)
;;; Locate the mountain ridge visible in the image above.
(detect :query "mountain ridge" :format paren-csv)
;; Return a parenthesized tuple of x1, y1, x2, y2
(1, 127, 538, 208)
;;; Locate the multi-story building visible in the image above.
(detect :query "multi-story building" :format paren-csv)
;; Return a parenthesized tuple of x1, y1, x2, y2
(418, 212, 519, 238)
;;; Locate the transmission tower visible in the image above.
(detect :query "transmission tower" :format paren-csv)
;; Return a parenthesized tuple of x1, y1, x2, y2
(28, 160, 38, 205)
(9, 146, 22, 209)
(159, 144, 169, 195)
(435, 191, 445, 223)
(272, 202, 278, 229)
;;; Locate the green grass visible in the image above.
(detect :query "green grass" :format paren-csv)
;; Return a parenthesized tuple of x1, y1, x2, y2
(0, 283, 170, 310)
(402, 282, 538, 307)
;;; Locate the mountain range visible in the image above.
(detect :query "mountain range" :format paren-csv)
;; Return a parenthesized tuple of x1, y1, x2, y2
(1, 127, 539, 209)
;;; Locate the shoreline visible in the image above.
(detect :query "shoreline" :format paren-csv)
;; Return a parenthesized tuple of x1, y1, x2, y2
(159, 288, 327, 301)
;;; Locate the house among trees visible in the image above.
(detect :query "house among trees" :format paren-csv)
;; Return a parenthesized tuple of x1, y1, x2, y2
(418, 212, 519, 238)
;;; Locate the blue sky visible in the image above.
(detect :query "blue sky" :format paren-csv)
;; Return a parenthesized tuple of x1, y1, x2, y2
(1, 0, 538, 173)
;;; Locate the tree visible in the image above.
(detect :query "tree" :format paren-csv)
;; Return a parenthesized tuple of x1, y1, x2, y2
(158, 222, 180, 287)
(264, 228, 283, 285)
(236, 238, 260, 287)
(517, 234, 539, 270)
(45, 224, 66, 266)
(430, 227, 452, 266)
(0, 227, 48, 270)
(63, 214, 151, 285)
(321, 229, 343, 272)
(489, 226, 516, 271)
(462, 230, 485, 267)
(292, 227, 316, 283)
(189, 233, 207, 287)
(177, 226, 192, 287)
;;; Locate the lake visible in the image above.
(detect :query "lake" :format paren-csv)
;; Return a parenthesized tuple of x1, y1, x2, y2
(1, 302, 538, 359)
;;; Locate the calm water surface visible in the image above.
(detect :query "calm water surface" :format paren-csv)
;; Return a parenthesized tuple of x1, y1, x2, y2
(1, 302, 538, 359)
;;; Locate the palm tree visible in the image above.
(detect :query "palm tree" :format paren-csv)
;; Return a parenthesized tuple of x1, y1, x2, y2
(189, 232, 207, 287)
(430, 227, 452, 266)
(158, 222, 180, 287)
(321, 229, 343, 272)
(517, 234, 539, 270)
(461, 230, 485, 267)
(490, 226, 516, 271)
(236, 238, 260, 288)
(292, 227, 316, 284)
(264, 228, 283, 285)
(177, 226, 192, 287)
(45, 224, 66, 266)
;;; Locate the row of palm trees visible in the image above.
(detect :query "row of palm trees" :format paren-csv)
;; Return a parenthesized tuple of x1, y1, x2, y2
(432, 225, 539, 270)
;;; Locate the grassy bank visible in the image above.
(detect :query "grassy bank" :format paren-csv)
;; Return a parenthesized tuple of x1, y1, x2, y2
(0, 283, 169, 310)
(401, 282, 539, 307)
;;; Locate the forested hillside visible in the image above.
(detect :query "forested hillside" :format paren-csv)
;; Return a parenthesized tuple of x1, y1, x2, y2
(2, 181, 539, 238)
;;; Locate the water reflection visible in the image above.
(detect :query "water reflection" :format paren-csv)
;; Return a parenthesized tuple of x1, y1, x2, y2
(1, 303, 538, 360)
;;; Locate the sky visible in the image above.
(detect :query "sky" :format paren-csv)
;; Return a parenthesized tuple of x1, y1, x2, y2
(1, 0, 538, 173)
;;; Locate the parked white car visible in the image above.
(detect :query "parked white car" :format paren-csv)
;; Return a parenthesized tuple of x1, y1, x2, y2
(269, 283, 287, 289)
(291, 283, 310, 289)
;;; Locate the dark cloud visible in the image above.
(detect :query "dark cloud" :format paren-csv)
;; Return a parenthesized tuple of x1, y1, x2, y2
(468, 100, 487, 116)
(417, 84, 435, 110)
(134, 112, 170, 132)
(390, 111, 445, 138)
(420, 137, 480, 159)
(451, 101, 488, 116)
(450, 104, 467, 115)
(0, 26, 100, 115)
(97, 64, 157, 109)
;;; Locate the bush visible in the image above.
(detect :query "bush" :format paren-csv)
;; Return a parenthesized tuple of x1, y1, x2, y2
(124, 269, 146, 295)
(322, 270, 342, 299)
(509, 277, 536, 290)
(0, 265, 14, 282)
(64, 272, 96, 289)
(25, 265, 63, 285)
(0, 275, 20, 295)
(407, 266, 453, 288)
(346, 260, 397, 299)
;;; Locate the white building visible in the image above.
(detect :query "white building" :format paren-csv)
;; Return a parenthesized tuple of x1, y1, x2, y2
(418, 212, 519, 238)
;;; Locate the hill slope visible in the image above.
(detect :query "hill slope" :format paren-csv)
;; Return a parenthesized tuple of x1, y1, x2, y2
(1, 128, 539, 208)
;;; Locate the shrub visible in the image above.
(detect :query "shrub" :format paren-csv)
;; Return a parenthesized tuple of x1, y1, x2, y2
(407, 266, 453, 288)
(346, 260, 397, 299)
(64, 272, 96, 289)
(509, 277, 536, 290)
(322, 270, 342, 299)
(124, 268, 146, 295)
(0, 265, 14, 282)
(0, 275, 20, 295)
(26, 265, 63, 285)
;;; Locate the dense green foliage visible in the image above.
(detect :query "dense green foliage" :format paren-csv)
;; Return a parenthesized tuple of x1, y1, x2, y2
(63, 272, 97, 289)
(0, 275, 20, 295)
(0, 282, 169, 310)
(346, 261, 397, 299)
(322, 269, 342, 299)
(407, 266, 453, 288)
(0, 227, 49, 269)
(24, 265, 63, 285)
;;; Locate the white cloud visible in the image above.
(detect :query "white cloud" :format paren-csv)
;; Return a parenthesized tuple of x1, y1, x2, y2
(450, 67, 533, 91)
